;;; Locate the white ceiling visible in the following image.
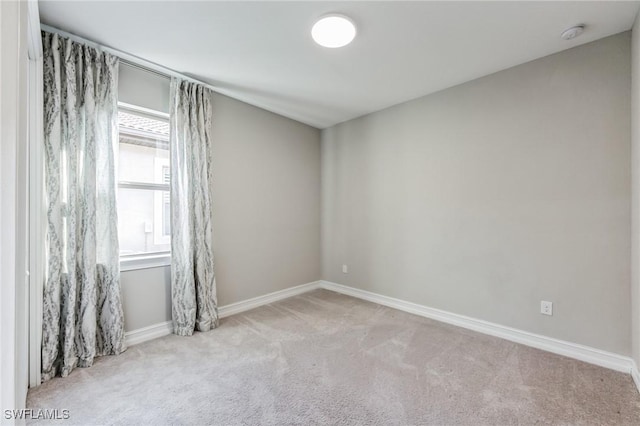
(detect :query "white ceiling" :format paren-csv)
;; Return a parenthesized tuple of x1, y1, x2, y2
(39, 1, 640, 129)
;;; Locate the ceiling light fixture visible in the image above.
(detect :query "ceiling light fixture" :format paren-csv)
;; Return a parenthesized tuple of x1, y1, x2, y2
(560, 25, 585, 40)
(311, 14, 357, 48)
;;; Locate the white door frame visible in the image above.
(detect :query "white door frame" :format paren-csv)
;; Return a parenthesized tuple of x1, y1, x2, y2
(1, 0, 33, 413)
(27, 0, 44, 388)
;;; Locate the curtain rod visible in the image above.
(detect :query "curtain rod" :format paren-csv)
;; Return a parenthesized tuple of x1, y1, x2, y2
(40, 24, 219, 93)
(120, 60, 170, 81)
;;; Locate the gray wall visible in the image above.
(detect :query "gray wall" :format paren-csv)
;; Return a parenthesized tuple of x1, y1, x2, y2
(321, 33, 631, 355)
(118, 63, 170, 113)
(632, 16, 640, 367)
(212, 93, 321, 305)
(120, 90, 321, 332)
(121, 266, 171, 331)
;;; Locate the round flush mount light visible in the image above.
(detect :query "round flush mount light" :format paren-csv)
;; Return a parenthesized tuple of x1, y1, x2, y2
(560, 25, 585, 40)
(311, 14, 357, 48)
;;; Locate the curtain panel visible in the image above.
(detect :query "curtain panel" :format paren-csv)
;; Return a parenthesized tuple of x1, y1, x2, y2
(170, 78, 218, 336)
(41, 32, 126, 381)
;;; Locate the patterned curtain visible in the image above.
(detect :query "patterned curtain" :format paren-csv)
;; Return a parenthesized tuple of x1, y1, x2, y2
(170, 78, 218, 336)
(41, 32, 125, 381)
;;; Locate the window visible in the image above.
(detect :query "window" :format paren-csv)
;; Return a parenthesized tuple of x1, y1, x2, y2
(117, 103, 171, 270)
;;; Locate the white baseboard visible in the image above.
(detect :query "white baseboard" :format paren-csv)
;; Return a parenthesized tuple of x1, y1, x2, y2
(124, 279, 636, 378)
(318, 280, 634, 374)
(125, 320, 173, 347)
(218, 281, 320, 318)
(632, 361, 640, 394)
(125, 281, 321, 346)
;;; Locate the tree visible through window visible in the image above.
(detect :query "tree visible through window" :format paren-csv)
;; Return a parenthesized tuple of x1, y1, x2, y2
(117, 105, 170, 257)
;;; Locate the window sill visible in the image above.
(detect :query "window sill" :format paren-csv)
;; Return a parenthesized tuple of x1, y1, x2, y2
(120, 253, 171, 272)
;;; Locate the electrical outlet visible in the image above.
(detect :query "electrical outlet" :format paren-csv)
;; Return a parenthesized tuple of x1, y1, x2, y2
(342, 264, 348, 274)
(541, 301, 553, 316)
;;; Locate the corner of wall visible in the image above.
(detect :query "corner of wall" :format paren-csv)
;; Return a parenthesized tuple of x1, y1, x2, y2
(633, 360, 640, 395)
(631, 9, 640, 370)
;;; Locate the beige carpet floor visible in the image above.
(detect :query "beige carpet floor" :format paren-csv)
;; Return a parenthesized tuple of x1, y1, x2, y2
(27, 289, 640, 425)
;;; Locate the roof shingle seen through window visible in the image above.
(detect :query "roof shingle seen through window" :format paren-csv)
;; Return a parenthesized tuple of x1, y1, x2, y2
(118, 111, 169, 137)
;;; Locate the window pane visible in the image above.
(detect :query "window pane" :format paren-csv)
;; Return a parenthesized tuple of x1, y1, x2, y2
(118, 109, 169, 185)
(118, 187, 170, 256)
(119, 142, 169, 185)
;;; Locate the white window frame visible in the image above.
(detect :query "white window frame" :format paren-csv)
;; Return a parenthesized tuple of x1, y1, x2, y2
(153, 158, 171, 246)
(117, 102, 171, 271)
(120, 252, 171, 272)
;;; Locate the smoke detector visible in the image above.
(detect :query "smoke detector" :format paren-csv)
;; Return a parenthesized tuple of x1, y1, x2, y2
(561, 25, 585, 41)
